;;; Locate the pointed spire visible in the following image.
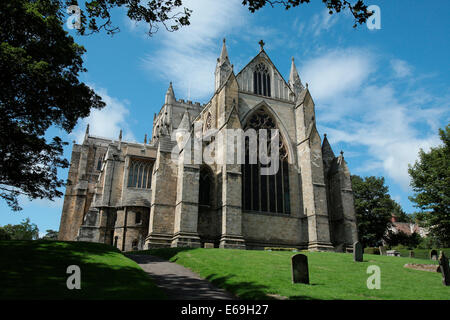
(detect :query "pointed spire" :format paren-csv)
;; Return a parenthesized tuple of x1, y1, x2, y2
(215, 38, 233, 91)
(144, 134, 147, 144)
(119, 129, 122, 141)
(289, 57, 304, 95)
(85, 124, 90, 135)
(219, 38, 230, 64)
(165, 82, 175, 105)
(322, 133, 335, 167)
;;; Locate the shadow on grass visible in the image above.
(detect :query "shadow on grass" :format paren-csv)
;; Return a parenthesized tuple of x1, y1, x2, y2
(132, 248, 323, 300)
(0, 240, 166, 300)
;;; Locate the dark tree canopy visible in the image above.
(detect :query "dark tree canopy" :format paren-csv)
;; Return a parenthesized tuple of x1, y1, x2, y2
(0, 0, 105, 210)
(1, 218, 39, 240)
(64, 0, 192, 36)
(351, 175, 395, 247)
(64, 0, 370, 37)
(391, 200, 413, 223)
(41, 229, 59, 240)
(408, 125, 450, 247)
(242, 0, 372, 27)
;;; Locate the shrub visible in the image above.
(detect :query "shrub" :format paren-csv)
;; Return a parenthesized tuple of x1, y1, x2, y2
(364, 247, 380, 255)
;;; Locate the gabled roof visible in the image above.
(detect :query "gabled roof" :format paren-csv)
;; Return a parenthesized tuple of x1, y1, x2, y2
(235, 48, 295, 97)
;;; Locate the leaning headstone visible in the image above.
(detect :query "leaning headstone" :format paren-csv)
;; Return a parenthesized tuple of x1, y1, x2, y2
(438, 252, 450, 286)
(379, 246, 387, 256)
(409, 251, 415, 258)
(430, 249, 438, 260)
(353, 242, 363, 262)
(291, 254, 309, 284)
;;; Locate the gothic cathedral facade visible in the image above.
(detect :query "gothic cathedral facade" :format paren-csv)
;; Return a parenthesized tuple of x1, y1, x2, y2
(58, 40, 358, 252)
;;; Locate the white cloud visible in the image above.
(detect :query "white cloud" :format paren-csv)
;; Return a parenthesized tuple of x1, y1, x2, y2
(141, 0, 246, 100)
(300, 48, 375, 101)
(72, 87, 136, 143)
(302, 49, 448, 190)
(320, 81, 445, 190)
(390, 59, 412, 78)
(310, 9, 339, 37)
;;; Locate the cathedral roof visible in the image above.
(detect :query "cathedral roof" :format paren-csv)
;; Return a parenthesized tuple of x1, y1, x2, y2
(235, 43, 295, 99)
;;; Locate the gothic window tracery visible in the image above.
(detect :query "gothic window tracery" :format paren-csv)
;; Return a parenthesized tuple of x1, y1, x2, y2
(127, 159, 153, 189)
(253, 63, 271, 97)
(242, 109, 290, 214)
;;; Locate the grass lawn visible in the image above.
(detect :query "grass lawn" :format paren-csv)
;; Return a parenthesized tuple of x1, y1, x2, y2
(135, 248, 450, 300)
(0, 240, 166, 300)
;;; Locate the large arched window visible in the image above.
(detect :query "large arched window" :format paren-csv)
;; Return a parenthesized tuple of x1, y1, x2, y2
(253, 63, 271, 97)
(242, 109, 290, 214)
(127, 159, 153, 188)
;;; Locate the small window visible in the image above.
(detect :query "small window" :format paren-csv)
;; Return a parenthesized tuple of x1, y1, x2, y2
(96, 154, 104, 171)
(135, 212, 142, 224)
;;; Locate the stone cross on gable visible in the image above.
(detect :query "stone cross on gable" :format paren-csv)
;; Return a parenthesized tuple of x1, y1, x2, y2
(259, 40, 265, 51)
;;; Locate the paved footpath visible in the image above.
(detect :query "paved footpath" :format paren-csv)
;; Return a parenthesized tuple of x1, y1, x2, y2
(126, 254, 236, 300)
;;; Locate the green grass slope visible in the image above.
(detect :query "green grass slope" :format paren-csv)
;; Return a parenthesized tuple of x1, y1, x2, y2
(137, 248, 449, 300)
(0, 240, 166, 300)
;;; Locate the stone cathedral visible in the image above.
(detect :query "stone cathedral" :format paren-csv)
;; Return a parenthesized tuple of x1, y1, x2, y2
(58, 40, 358, 252)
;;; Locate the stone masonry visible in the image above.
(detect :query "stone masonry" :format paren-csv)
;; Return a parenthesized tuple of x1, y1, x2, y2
(58, 39, 359, 252)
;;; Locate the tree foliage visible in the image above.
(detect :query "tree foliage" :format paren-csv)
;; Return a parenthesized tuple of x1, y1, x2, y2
(1, 218, 39, 240)
(41, 229, 59, 240)
(391, 200, 413, 223)
(64, 0, 192, 36)
(0, 0, 105, 210)
(408, 125, 450, 247)
(383, 230, 421, 249)
(242, 0, 372, 27)
(64, 0, 371, 36)
(351, 175, 394, 247)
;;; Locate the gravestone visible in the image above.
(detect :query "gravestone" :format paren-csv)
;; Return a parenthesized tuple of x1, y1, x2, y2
(204, 242, 214, 249)
(291, 254, 309, 284)
(438, 252, 450, 286)
(409, 251, 414, 258)
(430, 250, 438, 260)
(353, 242, 363, 262)
(379, 246, 387, 256)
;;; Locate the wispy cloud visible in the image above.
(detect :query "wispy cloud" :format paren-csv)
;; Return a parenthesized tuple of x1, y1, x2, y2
(390, 59, 412, 78)
(301, 49, 448, 190)
(141, 0, 246, 100)
(300, 47, 375, 101)
(310, 9, 340, 37)
(72, 86, 136, 143)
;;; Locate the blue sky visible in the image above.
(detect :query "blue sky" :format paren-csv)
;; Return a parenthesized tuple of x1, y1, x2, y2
(1, 0, 449, 236)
